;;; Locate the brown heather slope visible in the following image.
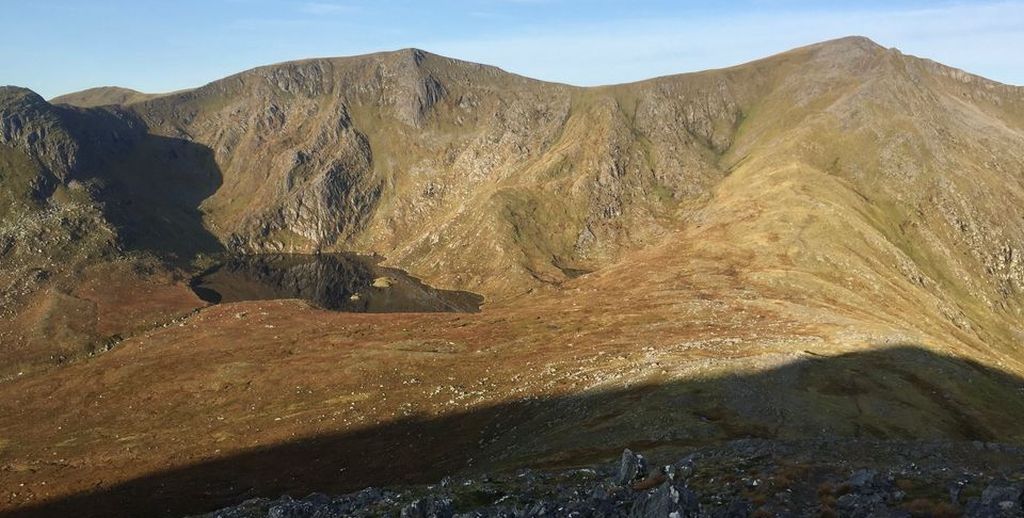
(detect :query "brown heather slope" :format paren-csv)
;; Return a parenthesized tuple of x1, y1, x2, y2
(2, 37, 1024, 515)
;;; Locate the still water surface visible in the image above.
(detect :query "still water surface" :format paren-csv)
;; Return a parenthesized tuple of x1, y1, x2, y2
(191, 254, 482, 313)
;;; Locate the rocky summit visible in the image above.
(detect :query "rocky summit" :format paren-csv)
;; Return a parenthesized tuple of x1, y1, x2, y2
(2, 35, 1024, 517)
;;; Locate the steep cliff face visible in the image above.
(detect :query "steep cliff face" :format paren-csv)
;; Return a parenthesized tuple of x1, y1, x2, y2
(122, 48, 751, 293)
(1, 86, 148, 182)
(1, 87, 93, 200)
(128, 51, 583, 291)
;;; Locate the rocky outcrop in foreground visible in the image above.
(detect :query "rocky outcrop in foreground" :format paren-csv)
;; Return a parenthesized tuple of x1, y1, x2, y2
(200, 439, 1024, 517)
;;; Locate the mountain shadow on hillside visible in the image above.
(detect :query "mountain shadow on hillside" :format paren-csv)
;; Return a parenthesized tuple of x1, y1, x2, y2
(86, 131, 225, 261)
(7, 345, 1024, 517)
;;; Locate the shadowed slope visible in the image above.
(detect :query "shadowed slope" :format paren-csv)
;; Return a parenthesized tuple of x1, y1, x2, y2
(0, 85, 225, 261)
(0, 88, 223, 375)
(4, 346, 1024, 517)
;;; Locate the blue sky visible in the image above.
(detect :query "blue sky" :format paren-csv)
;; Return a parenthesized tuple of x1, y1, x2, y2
(4, 1, 1023, 99)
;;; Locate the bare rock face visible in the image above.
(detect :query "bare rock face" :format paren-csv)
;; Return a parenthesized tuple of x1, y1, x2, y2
(230, 102, 380, 252)
(386, 49, 449, 127)
(0, 85, 143, 232)
(131, 53, 457, 255)
(1, 87, 82, 193)
(1, 87, 146, 184)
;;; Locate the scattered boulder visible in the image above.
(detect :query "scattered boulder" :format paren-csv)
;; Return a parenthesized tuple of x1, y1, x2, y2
(199, 440, 1024, 518)
(400, 496, 454, 518)
(967, 481, 1024, 517)
(834, 469, 905, 518)
(372, 276, 395, 288)
(835, 492, 890, 518)
(266, 494, 329, 518)
(847, 469, 879, 489)
(616, 448, 649, 486)
(630, 480, 700, 517)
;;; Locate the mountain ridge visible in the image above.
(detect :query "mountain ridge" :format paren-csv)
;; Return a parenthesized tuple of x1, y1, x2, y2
(48, 36, 1024, 105)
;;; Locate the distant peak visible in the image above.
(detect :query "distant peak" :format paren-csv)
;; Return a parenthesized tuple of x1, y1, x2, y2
(395, 48, 431, 66)
(0, 85, 41, 97)
(51, 86, 157, 108)
(809, 35, 885, 51)
(0, 86, 47, 106)
(767, 36, 888, 70)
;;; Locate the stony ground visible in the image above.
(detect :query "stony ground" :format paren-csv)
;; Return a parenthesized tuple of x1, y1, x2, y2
(200, 440, 1024, 517)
